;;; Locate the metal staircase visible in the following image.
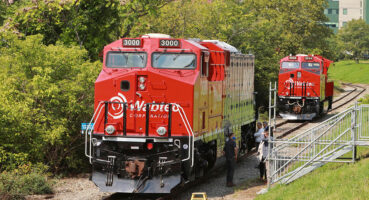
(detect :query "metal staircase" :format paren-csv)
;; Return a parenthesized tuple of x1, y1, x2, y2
(268, 103, 369, 187)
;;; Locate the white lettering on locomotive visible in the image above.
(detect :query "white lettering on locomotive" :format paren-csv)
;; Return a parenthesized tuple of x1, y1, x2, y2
(284, 78, 314, 89)
(108, 93, 179, 119)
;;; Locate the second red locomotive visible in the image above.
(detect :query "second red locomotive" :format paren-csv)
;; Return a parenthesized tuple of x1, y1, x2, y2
(277, 54, 334, 120)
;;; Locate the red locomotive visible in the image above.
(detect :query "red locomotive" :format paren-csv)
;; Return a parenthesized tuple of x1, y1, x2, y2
(84, 34, 256, 193)
(277, 54, 334, 120)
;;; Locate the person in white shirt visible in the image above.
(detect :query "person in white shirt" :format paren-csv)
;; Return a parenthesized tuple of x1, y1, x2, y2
(254, 122, 264, 149)
(258, 130, 273, 182)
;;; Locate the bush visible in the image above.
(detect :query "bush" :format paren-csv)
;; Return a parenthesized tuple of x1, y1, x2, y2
(359, 95, 369, 104)
(0, 33, 100, 173)
(0, 164, 53, 200)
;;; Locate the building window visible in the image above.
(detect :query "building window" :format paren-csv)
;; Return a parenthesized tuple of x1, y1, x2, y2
(328, 9, 332, 14)
(343, 21, 347, 26)
(335, 9, 339, 14)
(343, 8, 348, 15)
(324, 9, 328, 15)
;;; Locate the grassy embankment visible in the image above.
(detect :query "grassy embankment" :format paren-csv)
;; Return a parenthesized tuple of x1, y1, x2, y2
(256, 147, 369, 200)
(255, 60, 369, 200)
(329, 60, 369, 84)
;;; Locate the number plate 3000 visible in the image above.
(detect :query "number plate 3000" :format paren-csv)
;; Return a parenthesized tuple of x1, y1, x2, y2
(122, 39, 142, 47)
(160, 39, 180, 48)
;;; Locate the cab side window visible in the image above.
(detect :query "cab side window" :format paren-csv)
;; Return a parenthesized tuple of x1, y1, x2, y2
(201, 52, 209, 77)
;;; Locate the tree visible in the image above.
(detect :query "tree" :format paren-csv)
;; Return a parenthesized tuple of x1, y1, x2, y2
(337, 19, 369, 63)
(131, 0, 332, 106)
(0, 33, 100, 172)
(3, 0, 172, 59)
(0, 1, 6, 25)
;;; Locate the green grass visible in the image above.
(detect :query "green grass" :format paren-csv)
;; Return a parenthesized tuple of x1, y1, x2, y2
(255, 147, 369, 200)
(329, 60, 369, 84)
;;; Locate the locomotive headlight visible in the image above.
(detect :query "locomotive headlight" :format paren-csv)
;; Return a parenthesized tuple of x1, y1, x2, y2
(297, 72, 301, 78)
(139, 76, 146, 83)
(156, 126, 167, 136)
(139, 83, 145, 90)
(105, 125, 115, 135)
(307, 92, 310, 96)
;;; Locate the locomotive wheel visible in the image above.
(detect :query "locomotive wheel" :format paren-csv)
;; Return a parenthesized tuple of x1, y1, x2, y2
(243, 128, 254, 152)
(206, 146, 217, 171)
(319, 102, 324, 117)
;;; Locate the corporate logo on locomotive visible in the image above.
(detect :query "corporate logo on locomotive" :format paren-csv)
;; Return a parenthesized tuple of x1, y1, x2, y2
(108, 93, 179, 119)
(284, 78, 314, 89)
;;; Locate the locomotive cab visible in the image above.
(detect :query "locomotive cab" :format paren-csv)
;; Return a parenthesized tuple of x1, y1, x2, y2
(277, 54, 333, 120)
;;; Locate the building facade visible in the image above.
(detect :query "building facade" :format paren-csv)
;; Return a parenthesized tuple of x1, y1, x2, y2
(324, 0, 369, 32)
(324, 0, 339, 33)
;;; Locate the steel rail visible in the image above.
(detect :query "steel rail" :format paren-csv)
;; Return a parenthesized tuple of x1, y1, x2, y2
(330, 84, 366, 112)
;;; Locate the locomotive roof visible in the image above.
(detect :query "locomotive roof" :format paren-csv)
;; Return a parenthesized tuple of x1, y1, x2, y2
(104, 36, 240, 53)
(184, 39, 208, 50)
(202, 40, 240, 53)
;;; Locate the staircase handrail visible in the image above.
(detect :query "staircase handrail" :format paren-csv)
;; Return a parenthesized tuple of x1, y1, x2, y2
(270, 110, 351, 177)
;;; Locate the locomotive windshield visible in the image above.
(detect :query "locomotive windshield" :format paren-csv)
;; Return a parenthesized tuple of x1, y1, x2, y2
(302, 62, 320, 69)
(281, 62, 299, 69)
(302, 62, 320, 74)
(106, 52, 146, 68)
(152, 53, 196, 69)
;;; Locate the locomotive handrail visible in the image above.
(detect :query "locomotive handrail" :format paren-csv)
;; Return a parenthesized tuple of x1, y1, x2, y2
(270, 110, 351, 178)
(85, 101, 105, 163)
(84, 101, 194, 167)
(103, 101, 127, 136)
(272, 107, 353, 153)
(171, 103, 195, 167)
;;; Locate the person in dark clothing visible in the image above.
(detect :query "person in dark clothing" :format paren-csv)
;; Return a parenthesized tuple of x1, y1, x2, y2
(259, 153, 267, 181)
(263, 121, 269, 132)
(223, 133, 237, 187)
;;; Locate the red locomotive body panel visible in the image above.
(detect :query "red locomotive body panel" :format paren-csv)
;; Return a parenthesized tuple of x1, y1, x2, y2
(277, 54, 333, 120)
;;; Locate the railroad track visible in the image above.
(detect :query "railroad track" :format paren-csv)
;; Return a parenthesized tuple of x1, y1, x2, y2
(330, 83, 366, 111)
(332, 83, 357, 104)
(275, 83, 366, 139)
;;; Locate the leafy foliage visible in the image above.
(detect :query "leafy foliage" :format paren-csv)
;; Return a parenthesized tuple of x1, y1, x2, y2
(5, 0, 171, 59)
(0, 34, 100, 173)
(359, 95, 369, 104)
(0, 163, 52, 200)
(336, 19, 369, 62)
(0, 1, 6, 25)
